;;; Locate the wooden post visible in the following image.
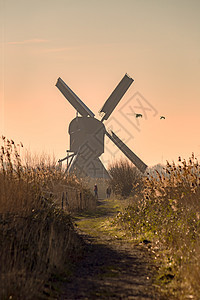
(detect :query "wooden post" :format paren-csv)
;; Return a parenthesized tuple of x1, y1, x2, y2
(62, 192, 64, 209)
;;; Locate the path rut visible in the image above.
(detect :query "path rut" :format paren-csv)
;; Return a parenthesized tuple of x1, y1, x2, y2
(60, 199, 164, 300)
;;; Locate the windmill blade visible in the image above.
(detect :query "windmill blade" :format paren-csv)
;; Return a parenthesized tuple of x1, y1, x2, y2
(56, 77, 95, 117)
(99, 74, 134, 122)
(105, 130, 147, 173)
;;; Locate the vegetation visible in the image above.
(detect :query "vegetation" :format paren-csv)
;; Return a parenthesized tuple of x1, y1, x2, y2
(0, 137, 95, 299)
(108, 159, 143, 197)
(111, 154, 200, 298)
(2, 135, 199, 298)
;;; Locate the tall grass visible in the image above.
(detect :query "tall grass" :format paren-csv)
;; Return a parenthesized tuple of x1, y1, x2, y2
(0, 137, 94, 299)
(113, 154, 200, 298)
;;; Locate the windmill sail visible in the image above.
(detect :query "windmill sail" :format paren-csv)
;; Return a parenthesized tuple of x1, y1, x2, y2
(106, 130, 147, 173)
(56, 77, 95, 117)
(56, 73, 148, 178)
(100, 74, 133, 122)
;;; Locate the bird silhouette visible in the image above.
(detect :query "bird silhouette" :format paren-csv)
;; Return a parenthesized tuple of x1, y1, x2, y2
(135, 113, 142, 118)
(160, 116, 165, 119)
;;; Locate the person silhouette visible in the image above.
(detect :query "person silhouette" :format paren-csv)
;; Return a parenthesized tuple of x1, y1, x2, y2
(106, 186, 111, 198)
(94, 184, 98, 199)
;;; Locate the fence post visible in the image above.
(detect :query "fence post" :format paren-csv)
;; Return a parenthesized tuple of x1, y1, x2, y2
(80, 191, 82, 210)
(62, 192, 64, 209)
(65, 191, 69, 212)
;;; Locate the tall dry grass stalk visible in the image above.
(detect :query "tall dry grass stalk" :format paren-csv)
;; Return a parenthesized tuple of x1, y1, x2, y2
(0, 137, 94, 299)
(113, 154, 200, 298)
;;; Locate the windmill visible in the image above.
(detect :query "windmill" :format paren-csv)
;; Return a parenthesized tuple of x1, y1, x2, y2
(56, 74, 147, 178)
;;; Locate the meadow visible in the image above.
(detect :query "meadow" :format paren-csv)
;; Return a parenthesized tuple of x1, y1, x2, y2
(1, 136, 200, 299)
(109, 156, 200, 299)
(0, 137, 95, 299)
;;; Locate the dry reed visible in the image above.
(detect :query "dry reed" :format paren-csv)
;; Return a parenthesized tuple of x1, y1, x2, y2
(113, 154, 200, 298)
(0, 137, 94, 299)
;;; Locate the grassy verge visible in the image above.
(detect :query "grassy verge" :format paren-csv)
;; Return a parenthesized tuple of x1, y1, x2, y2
(72, 198, 119, 239)
(0, 138, 95, 299)
(110, 155, 200, 299)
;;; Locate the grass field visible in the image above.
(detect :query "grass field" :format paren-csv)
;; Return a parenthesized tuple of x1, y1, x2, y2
(1, 137, 199, 299)
(110, 155, 200, 299)
(0, 137, 95, 299)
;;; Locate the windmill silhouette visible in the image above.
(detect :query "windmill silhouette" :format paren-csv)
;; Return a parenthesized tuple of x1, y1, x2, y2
(56, 74, 147, 178)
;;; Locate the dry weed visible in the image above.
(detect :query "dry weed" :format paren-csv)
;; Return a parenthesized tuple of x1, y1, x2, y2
(0, 137, 94, 298)
(113, 154, 200, 298)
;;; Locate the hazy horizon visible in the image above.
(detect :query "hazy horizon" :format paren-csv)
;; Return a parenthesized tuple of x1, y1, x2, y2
(1, 0, 200, 168)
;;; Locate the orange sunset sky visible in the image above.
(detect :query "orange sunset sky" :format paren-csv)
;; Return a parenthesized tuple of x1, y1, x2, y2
(0, 0, 200, 168)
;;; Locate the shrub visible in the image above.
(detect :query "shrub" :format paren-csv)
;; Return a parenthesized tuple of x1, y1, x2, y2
(108, 159, 143, 197)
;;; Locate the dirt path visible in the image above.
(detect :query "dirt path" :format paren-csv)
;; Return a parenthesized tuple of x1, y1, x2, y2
(60, 199, 164, 300)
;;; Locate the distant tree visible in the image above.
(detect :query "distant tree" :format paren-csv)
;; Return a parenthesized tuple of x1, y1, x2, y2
(146, 163, 165, 178)
(108, 159, 143, 198)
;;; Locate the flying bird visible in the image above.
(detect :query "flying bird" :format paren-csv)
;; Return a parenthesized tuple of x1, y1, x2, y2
(160, 116, 165, 119)
(136, 113, 142, 118)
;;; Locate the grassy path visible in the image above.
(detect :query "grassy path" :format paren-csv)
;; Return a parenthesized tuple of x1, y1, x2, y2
(60, 198, 164, 300)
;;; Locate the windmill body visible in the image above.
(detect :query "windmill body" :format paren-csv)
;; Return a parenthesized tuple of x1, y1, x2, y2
(68, 116, 108, 178)
(69, 117, 105, 155)
(56, 74, 148, 178)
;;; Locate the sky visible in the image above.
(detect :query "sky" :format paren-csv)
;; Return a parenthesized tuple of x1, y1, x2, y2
(0, 0, 200, 168)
